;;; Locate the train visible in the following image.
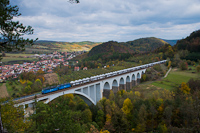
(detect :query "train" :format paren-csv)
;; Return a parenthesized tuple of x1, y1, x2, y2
(42, 83, 71, 94)
(41, 60, 167, 94)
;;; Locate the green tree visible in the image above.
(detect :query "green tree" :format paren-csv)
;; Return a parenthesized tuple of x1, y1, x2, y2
(109, 90, 115, 101)
(165, 46, 174, 58)
(141, 74, 147, 82)
(196, 65, 200, 72)
(0, 0, 37, 60)
(135, 104, 147, 132)
(164, 106, 172, 126)
(82, 109, 92, 123)
(24, 85, 31, 94)
(179, 61, 188, 70)
(1, 100, 31, 132)
(35, 79, 42, 90)
(27, 80, 33, 86)
(95, 109, 105, 128)
(158, 124, 168, 133)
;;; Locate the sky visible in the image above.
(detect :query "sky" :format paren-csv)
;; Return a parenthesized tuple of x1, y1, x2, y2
(10, 0, 200, 42)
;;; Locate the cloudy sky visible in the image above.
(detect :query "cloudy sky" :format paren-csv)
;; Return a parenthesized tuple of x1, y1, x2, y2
(10, 0, 200, 42)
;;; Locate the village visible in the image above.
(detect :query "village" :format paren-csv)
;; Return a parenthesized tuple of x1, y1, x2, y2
(0, 51, 87, 82)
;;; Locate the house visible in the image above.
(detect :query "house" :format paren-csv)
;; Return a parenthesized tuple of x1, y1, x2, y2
(47, 69, 53, 73)
(83, 67, 88, 70)
(74, 67, 80, 71)
(9, 70, 15, 74)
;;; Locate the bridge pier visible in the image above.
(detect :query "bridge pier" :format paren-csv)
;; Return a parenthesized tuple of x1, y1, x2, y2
(126, 82, 132, 91)
(89, 85, 95, 103)
(119, 84, 126, 91)
(112, 86, 119, 94)
(137, 79, 141, 84)
(103, 90, 110, 99)
(132, 80, 137, 86)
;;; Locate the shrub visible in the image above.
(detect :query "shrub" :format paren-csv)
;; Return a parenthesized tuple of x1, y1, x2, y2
(8, 81, 13, 85)
(179, 61, 188, 70)
(196, 65, 200, 72)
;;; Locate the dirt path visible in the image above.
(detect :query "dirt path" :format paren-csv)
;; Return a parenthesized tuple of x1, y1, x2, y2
(164, 67, 172, 78)
(0, 83, 9, 98)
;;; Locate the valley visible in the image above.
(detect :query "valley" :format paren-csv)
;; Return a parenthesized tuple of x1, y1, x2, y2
(1, 31, 200, 133)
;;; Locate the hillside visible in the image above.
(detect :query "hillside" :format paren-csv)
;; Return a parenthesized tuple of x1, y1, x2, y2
(121, 37, 168, 53)
(88, 41, 134, 57)
(88, 37, 167, 57)
(82, 37, 167, 62)
(175, 29, 200, 52)
(24, 41, 102, 54)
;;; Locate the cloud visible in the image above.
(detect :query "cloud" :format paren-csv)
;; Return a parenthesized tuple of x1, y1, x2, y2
(10, 0, 200, 42)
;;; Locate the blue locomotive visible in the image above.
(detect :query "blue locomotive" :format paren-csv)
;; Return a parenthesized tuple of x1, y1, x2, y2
(42, 83, 71, 94)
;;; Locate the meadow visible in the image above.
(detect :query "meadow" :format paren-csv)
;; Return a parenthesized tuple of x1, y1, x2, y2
(1, 53, 37, 64)
(152, 67, 200, 90)
(6, 80, 24, 97)
(132, 65, 200, 99)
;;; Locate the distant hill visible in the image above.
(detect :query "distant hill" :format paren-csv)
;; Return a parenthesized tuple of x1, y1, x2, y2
(88, 41, 134, 57)
(175, 29, 200, 52)
(161, 39, 178, 46)
(24, 41, 102, 54)
(121, 37, 168, 53)
(85, 41, 134, 62)
(84, 37, 167, 62)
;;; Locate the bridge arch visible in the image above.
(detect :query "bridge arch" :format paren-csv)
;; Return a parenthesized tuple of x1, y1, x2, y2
(126, 76, 131, 90)
(120, 77, 125, 84)
(142, 70, 145, 74)
(112, 79, 118, 87)
(104, 82, 110, 90)
(103, 82, 111, 99)
(112, 79, 119, 93)
(132, 74, 136, 81)
(137, 73, 140, 79)
(126, 76, 131, 82)
(45, 91, 95, 105)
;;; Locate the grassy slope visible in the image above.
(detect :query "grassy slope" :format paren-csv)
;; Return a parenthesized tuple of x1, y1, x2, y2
(6, 81, 24, 97)
(152, 67, 200, 90)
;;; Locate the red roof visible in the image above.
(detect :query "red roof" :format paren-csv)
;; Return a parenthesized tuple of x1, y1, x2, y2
(47, 70, 53, 73)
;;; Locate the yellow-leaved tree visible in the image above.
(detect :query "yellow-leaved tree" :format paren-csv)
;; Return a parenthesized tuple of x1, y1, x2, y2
(122, 98, 133, 115)
(179, 82, 191, 94)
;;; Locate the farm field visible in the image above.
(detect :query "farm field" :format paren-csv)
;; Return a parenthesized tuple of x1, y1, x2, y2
(1, 53, 37, 64)
(5, 53, 34, 57)
(0, 83, 9, 98)
(152, 67, 200, 90)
